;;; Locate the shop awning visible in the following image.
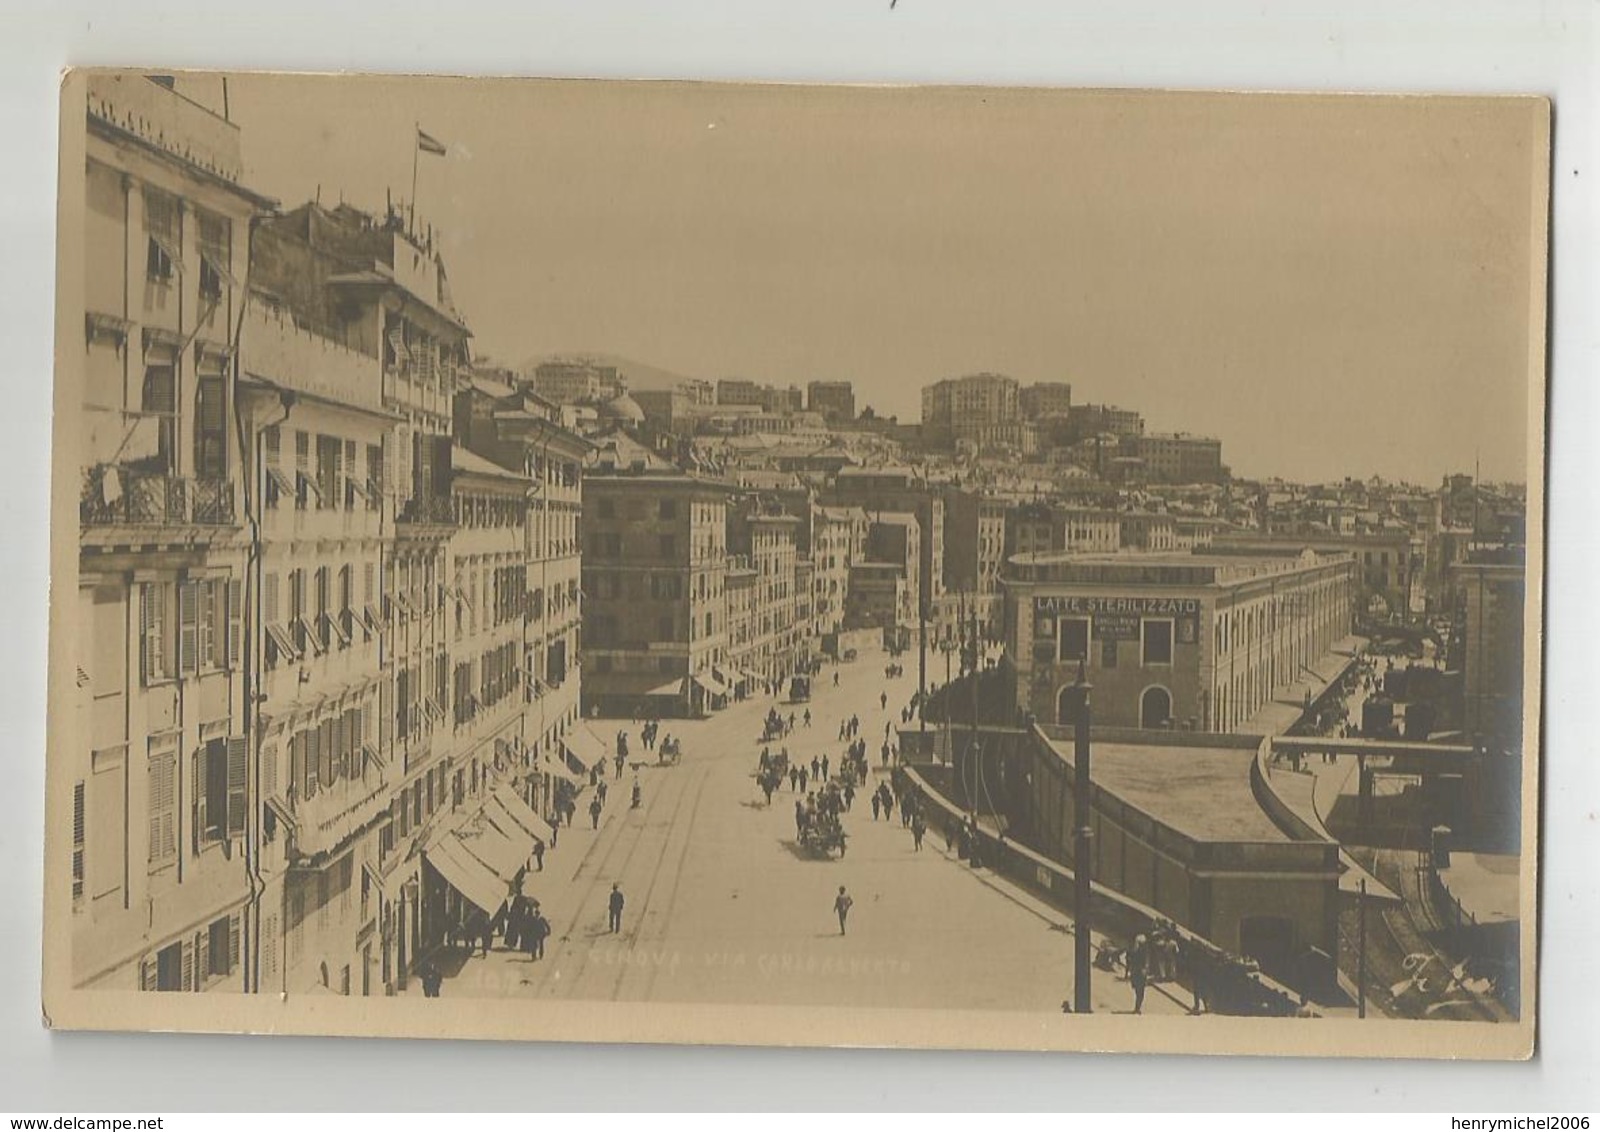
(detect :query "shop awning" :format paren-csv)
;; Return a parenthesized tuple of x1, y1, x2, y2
(561, 725, 610, 772)
(425, 836, 508, 917)
(455, 812, 531, 883)
(694, 672, 729, 698)
(541, 753, 583, 787)
(739, 669, 765, 687)
(488, 787, 555, 844)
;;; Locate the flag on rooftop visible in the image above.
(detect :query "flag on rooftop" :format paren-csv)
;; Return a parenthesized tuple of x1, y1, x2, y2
(417, 128, 447, 156)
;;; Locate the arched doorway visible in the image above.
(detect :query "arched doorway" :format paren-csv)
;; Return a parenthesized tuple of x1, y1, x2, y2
(1140, 685, 1172, 729)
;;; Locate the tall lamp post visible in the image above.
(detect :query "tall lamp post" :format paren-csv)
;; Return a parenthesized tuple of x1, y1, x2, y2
(1059, 659, 1094, 1014)
(918, 599, 929, 735)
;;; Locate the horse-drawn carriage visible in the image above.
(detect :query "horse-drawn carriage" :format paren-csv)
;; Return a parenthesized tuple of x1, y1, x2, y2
(798, 813, 848, 858)
(658, 736, 682, 766)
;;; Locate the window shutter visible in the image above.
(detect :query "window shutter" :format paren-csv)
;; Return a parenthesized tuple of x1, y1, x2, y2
(195, 928, 210, 989)
(288, 733, 304, 801)
(318, 718, 335, 788)
(263, 740, 278, 800)
(140, 583, 163, 685)
(225, 736, 247, 837)
(180, 937, 195, 992)
(192, 747, 206, 854)
(139, 955, 156, 992)
(178, 581, 199, 675)
(196, 579, 215, 671)
(303, 728, 320, 798)
(226, 579, 243, 669)
(72, 782, 85, 900)
(263, 572, 279, 626)
(227, 912, 242, 979)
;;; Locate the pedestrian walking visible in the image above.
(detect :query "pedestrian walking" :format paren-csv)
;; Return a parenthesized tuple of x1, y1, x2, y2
(833, 671, 840, 687)
(810, 756, 821, 783)
(871, 793, 881, 821)
(880, 691, 888, 710)
(589, 796, 603, 830)
(834, 886, 854, 935)
(608, 883, 626, 934)
(804, 709, 812, 728)
(821, 755, 830, 781)
(795, 798, 806, 838)
(526, 906, 550, 961)
(631, 776, 642, 809)
(1128, 934, 1149, 1014)
(912, 813, 926, 851)
(799, 768, 809, 793)
(418, 957, 443, 998)
(843, 781, 855, 811)
(598, 779, 609, 805)
(533, 838, 546, 871)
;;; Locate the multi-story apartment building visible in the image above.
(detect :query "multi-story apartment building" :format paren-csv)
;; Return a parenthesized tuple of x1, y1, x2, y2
(810, 505, 867, 637)
(825, 466, 945, 618)
(451, 381, 588, 802)
(760, 385, 804, 414)
(72, 73, 273, 993)
(1019, 381, 1072, 421)
(728, 505, 803, 687)
(1448, 549, 1526, 756)
(921, 373, 1020, 431)
(806, 380, 856, 423)
(239, 294, 395, 1000)
(1119, 511, 1179, 552)
(1005, 504, 1124, 559)
(716, 378, 765, 407)
(1135, 432, 1226, 484)
(529, 359, 624, 406)
(581, 471, 731, 718)
(845, 513, 922, 641)
(255, 200, 475, 993)
(942, 490, 1009, 637)
(1067, 403, 1145, 442)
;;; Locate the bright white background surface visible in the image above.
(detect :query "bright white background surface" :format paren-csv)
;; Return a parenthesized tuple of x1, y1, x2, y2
(1, 0, 1594, 1112)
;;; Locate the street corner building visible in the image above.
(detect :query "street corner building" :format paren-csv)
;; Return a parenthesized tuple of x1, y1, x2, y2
(1001, 549, 1358, 733)
(61, 73, 593, 997)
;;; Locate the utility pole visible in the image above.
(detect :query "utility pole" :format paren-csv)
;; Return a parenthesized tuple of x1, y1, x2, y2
(1357, 877, 1368, 1019)
(918, 598, 928, 735)
(1060, 660, 1094, 1014)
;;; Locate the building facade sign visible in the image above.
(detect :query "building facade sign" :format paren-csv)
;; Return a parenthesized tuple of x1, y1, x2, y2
(1035, 595, 1201, 617)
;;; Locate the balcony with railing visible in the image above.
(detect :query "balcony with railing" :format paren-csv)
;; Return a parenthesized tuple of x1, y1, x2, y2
(397, 491, 458, 527)
(86, 73, 243, 185)
(81, 463, 236, 528)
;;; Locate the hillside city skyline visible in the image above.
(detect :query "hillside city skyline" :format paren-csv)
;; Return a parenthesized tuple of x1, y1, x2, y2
(194, 74, 1540, 488)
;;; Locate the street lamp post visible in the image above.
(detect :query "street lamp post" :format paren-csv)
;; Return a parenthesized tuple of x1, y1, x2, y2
(1059, 660, 1094, 1014)
(918, 599, 928, 735)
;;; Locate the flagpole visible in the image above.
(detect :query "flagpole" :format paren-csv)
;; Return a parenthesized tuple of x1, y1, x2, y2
(410, 122, 420, 236)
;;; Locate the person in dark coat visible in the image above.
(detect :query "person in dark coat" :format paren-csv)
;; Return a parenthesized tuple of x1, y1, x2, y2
(834, 886, 854, 935)
(533, 838, 546, 871)
(1128, 935, 1150, 1014)
(418, 957, 443, 998)
(525, 905, 550, 961)
(608, 883, 626, 933)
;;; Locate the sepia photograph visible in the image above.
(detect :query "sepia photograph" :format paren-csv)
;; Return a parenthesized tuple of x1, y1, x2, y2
(44, 69, 1547, 1060)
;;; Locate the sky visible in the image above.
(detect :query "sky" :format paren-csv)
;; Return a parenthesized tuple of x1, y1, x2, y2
(206, 74, 1543, 485)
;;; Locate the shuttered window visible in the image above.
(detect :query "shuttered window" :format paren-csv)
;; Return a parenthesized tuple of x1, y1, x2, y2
(140, 583, 168, 684)
(225, 736, 247, 838)
(178, 581, 199, 675)
(71, 782, 85, 903)
(147, 745, 176, 867)
(226, 578, 243, 669)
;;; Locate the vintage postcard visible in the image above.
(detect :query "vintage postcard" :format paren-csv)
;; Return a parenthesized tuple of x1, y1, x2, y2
(44, 71, 1547, 1059)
